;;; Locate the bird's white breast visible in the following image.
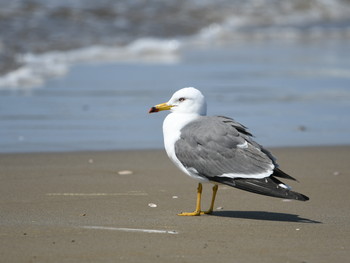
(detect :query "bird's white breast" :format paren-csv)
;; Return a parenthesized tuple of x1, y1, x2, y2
(163, 112, 209, 182)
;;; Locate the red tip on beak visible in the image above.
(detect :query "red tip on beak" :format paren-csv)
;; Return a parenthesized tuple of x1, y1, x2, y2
(149, 107, 159, 113)
(148, 103, 172, 113)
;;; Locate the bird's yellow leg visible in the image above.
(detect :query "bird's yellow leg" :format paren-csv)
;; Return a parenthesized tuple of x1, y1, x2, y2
(201, 184, 218, 215)
(178, 183, 202, 216)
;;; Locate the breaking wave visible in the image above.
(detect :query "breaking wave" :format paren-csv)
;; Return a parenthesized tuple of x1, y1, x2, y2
(0, 0, 349, 89)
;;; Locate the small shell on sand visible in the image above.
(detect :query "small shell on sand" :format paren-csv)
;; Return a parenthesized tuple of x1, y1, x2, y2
(118, 170, 133, 175)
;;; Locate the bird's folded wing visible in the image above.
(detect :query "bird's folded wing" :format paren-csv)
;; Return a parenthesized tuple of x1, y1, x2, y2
(175, 116, 275, 180)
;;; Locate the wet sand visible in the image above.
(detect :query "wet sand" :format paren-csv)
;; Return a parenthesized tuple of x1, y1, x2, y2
(1, 146, 349, 262)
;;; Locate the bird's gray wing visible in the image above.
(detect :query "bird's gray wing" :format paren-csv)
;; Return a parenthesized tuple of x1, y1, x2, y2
(174, 116, 275, 180)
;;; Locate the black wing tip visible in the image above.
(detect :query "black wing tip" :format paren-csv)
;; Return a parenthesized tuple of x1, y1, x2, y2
(212, 176, 309, 201)
(273, 168, 298, 181)
(295, 193, 309, 201)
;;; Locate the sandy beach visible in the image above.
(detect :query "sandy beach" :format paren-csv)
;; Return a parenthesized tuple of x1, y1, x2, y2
(1, 146, 349, 262)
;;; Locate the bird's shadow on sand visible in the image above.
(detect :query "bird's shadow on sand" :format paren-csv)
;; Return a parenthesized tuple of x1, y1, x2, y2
(211, 211, 321, 223)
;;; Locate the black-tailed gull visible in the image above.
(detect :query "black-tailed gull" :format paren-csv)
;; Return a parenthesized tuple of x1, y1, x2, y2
(149, 87, 309, 216)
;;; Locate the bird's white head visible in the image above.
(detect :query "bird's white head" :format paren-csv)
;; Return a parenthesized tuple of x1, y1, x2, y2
(149, 87, 207, 116)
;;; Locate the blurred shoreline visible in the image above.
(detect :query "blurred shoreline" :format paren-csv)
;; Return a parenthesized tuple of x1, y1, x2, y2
(1, 39, 350, 153)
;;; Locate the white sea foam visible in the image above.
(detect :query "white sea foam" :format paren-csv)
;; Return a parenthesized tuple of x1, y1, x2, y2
(0, 38, 181, 89)
(194, 0, 350, 44)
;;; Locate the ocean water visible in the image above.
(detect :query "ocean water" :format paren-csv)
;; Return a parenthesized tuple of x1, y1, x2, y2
(0, 0, 349, 153)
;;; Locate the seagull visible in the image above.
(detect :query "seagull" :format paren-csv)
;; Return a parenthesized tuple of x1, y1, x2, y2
(149, 87, 309, 216)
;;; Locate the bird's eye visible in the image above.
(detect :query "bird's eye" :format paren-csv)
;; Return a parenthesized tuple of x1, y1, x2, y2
(179, 97, 186, 102)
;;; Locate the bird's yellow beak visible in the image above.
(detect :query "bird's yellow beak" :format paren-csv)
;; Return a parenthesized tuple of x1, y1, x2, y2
(149, 102, 172, 113)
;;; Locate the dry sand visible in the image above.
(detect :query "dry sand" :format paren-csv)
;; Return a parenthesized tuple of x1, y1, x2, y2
(0, 146, 349, 262)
